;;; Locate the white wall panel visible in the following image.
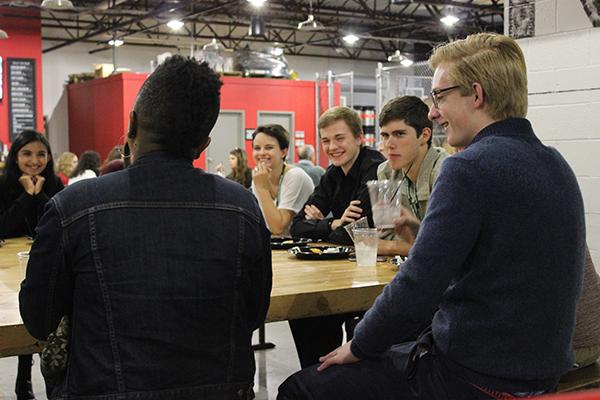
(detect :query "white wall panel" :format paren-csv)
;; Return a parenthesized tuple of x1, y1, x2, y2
(545, 140, 600, 176)
(528, 65, 600, 95)
(528, 104, 600, 141)
(285, 55, 377, 81)
(556, 0, 593, 32)
(589, 31, 600, 64)
(535, 0, 557, 36)
(587, 213, 600, 254)
(591, 249, 600, 273)
(578, 178, 600, 214)
(521, 30, 591, 71)
(528, 90, 600, 107)
(42, 41, 169, 116)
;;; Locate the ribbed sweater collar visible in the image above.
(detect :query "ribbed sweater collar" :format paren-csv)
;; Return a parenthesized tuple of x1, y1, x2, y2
(469, 117, 539, 147)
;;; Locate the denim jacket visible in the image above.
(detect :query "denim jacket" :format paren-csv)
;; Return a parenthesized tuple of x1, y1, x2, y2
(19, 152, 272, 400)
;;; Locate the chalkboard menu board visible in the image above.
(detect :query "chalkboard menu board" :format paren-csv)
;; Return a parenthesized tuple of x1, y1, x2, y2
(8, 58, 37, 141)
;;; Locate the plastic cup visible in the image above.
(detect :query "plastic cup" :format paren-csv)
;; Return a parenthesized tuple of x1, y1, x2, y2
(367, 180, 402, 229)
(17, 251, 29, 279)
(352, 228, 378, 267)
(344, 216, 369, 243)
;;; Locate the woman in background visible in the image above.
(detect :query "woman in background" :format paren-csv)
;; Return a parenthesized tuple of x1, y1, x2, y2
(69, 150, 100, 184)
(102, 145, 122, 166)
(99, 145, 125, 176)
(251, 124, 313, 237)
(0, 130, 63, 400)
(55, 152, 78, 185)
(226, 148, 252, 188)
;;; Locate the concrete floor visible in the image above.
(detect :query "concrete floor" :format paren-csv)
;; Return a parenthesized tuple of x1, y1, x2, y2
(0, 321, 301, 400)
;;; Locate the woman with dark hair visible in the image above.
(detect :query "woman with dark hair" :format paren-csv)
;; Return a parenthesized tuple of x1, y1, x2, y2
(251, 124, 314, 236)
(0, 129, 63, 400)
(226, 148, 252, 188)
(69, 150, 100, 184)
(0, 130, 63, 238)
(99, 145, 125, 176)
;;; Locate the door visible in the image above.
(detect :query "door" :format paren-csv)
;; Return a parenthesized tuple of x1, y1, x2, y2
(257, 111, 295, 162)
(206, 110, 245, 175)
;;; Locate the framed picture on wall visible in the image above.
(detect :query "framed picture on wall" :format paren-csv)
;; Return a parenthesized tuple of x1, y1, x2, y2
(508, 0, 535, 39)
(7, 58, 37, 140)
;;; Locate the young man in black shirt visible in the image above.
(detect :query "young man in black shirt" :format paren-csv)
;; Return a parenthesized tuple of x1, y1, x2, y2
(289, 106, 385, 368)
(291, 106, 385, 245)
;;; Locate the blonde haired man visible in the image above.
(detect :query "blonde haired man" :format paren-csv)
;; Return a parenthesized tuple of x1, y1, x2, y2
(279, 33, 585, 400)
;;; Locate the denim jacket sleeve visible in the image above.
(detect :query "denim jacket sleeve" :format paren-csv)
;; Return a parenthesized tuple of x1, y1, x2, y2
(246, 220, 273, 331)
(19, 198, 73, 340)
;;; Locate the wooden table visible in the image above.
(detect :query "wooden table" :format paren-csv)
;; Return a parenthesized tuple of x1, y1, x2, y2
(267, 249, 398, 322)
(0, 237, 44, 357)
(0, 237, 398, 358)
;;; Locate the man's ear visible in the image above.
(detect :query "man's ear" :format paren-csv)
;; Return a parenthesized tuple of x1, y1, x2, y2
(473, 83, 485, 109)
(419, 127, 432, 145)
(127, 110, 138, 140)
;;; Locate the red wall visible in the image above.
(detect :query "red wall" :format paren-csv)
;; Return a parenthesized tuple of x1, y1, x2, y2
(68, 73, 147, 160)
(68, 73, 339, 169)
(0, 7, 43, 145)
(216, 76, 337, 169)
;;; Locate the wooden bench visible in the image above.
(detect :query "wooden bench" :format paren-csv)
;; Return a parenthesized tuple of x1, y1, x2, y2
(558, 362, 600, 392)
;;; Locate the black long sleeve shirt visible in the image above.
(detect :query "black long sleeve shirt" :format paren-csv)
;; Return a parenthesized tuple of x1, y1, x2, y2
(0, 175, 63, 239)
(290, 146, 385, 244)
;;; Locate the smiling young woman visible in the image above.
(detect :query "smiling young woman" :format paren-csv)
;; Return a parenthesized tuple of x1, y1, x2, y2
(0, 129, 63, 400)
(251, 124, 314, 236)
(0, 130, 63, 238)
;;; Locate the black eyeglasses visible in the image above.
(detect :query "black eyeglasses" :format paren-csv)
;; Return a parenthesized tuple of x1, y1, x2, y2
(429, 85, 460, 108)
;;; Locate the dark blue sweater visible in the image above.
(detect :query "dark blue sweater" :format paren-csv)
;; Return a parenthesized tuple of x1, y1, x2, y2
(351, 118, 586, 392)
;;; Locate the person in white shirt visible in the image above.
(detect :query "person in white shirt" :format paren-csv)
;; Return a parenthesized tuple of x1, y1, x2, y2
(69, 150, 100, 185)
(251, 124, 314, 237)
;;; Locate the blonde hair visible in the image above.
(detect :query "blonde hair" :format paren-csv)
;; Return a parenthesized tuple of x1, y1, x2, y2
(55, 152, 77, 177)
(429, 32, 528, 120)
(318, 106, 363, 137)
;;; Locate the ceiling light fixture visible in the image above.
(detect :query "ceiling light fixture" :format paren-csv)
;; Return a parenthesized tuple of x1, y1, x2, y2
(440, 7, 459, 27)
(41, 0, 75, 10)
(271, 47, 284, 56)
(297, 14, 324, 31)
(0, 29, 8, 39)
(202, 38, 223, 51)
(343, 34, 359, 45)
(387, 49, 403, 62)
(400, 58, 414, 67)
(108, 38, 124, 47)
(247, 0, 267, 7)
(440, 14, 459, 26)
(167, 19, 184, 31)
(297, 0, 324, 31)
(249, 16, 266, 37)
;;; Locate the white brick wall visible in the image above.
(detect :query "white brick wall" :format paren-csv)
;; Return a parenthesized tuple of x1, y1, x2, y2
(517, 7, 600, 269)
